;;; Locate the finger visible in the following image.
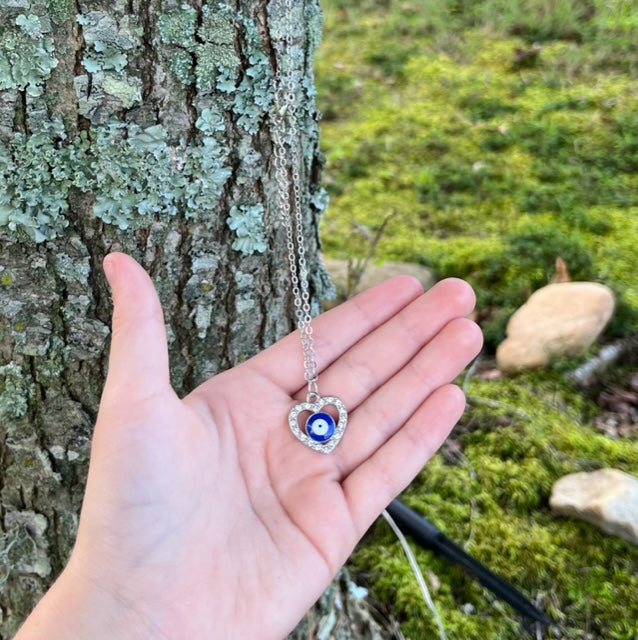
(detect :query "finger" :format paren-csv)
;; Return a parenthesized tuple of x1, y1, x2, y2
(102, 252, 171, 402)
(243, 275, 425, 394)
(342, 384, 466, 535)
(336, 317, 482, 475)
(298, 278, 475, 406)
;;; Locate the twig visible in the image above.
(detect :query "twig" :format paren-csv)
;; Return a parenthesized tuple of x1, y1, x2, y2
(347, 211, 399, 297)
(465, 395, 529, 419)
(454, 451, 478, 552)
(462, 357, 481, 394)
(382, 508, 447, 640)
(567, 339, 630, 386)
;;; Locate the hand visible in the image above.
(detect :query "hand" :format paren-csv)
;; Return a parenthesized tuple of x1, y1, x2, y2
(16, 253, 482, 640)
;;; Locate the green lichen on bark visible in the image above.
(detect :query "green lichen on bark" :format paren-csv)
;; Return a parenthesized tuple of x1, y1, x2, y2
(195, 106, 226, 133)
(0, 120, 233, 240)
(1, 0, 327, 257)
(194, 4, 240, 90)
(157, 4, 197, 47)
(100, 74, 141, 107)
(43, 0, 73, 25)
(158, 2, 239, 91)
(227, 204, 267, 254)
(0, 362, 31, 418)
(168, 50, 194, 84)
(0, 121, 70, 241)
(0, 11, 58, 96)
(76, 10, 138, 65)
(0, 2, 331, 635)
(158, 3, 276, 134)
(74, 10, 142, 119)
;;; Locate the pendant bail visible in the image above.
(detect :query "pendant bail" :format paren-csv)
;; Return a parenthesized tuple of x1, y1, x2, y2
(306, 379, 320, 404)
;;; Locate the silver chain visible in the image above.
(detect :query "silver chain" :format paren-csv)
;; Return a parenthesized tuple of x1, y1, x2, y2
(271, 0, 319, 394)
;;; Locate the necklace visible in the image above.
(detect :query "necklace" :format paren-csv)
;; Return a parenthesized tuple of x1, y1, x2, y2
(267, 6, 446, 633)
(271, 0, 348, 454)
(267, 6, 447, 633)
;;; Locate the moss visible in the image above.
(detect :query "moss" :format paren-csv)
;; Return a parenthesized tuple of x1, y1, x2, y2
(0, 272, 13, 286)
(350, 374, 638, 639)
(319, 2, 638, 636)
(318, 28, 638, 348)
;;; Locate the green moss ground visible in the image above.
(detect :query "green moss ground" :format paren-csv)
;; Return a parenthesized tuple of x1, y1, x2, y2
(317, 1, 638, 346)
(352, 374, 638, 639)
(315, 1, 638, 637)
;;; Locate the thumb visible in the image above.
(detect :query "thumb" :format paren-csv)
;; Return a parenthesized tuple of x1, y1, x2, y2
(102, 252, 171, 401)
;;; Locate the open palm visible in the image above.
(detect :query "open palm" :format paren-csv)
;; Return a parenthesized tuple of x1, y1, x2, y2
(51, 253, 482, 640)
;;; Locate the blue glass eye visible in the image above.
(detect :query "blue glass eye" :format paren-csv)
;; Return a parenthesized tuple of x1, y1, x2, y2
(306, 412, 336, 443)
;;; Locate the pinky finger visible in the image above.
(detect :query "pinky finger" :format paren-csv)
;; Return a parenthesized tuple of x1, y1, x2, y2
(342, 384, 466, 536)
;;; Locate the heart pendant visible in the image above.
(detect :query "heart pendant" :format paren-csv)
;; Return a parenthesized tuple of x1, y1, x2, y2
(288, 395, 348, 454)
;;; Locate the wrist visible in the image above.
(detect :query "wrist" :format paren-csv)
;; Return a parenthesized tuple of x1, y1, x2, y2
(15, 556, 153, 640)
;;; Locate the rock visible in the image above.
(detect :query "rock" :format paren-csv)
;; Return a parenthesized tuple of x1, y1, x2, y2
(496, 282, 614, 372)
(322, 256, 435, 299)
(549, 469, 638, 546)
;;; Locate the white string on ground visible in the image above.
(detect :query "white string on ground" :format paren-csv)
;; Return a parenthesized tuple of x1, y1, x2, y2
(381, 508, 447, 640)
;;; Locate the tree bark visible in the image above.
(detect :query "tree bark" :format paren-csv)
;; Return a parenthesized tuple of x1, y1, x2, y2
(0, 1, 340, 636)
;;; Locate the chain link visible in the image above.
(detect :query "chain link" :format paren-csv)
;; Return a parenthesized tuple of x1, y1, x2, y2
(271, 0, 319, 388)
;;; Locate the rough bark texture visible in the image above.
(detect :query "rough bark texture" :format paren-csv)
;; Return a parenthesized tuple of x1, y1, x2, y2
(0, 1, 356, 636)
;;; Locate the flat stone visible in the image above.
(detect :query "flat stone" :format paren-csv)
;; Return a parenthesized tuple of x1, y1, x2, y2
(549, 469, 638, 546)
(322, 256, 435, 299)
(496, 282, 614, 372)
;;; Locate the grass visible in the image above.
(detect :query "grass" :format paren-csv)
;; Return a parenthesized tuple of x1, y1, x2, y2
(315, 1, 638, 638)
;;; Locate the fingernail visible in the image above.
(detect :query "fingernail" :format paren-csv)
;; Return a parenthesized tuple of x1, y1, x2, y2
(103, 254, 117, 287)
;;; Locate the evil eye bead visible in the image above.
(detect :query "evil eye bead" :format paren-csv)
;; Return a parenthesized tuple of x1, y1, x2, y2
(305, 412, 336, 443)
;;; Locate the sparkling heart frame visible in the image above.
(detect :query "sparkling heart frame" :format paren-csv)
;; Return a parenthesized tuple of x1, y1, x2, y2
(288, 396, 348, 454)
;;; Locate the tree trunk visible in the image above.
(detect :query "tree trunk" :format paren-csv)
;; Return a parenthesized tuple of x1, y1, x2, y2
(0, 1, 341, 635)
